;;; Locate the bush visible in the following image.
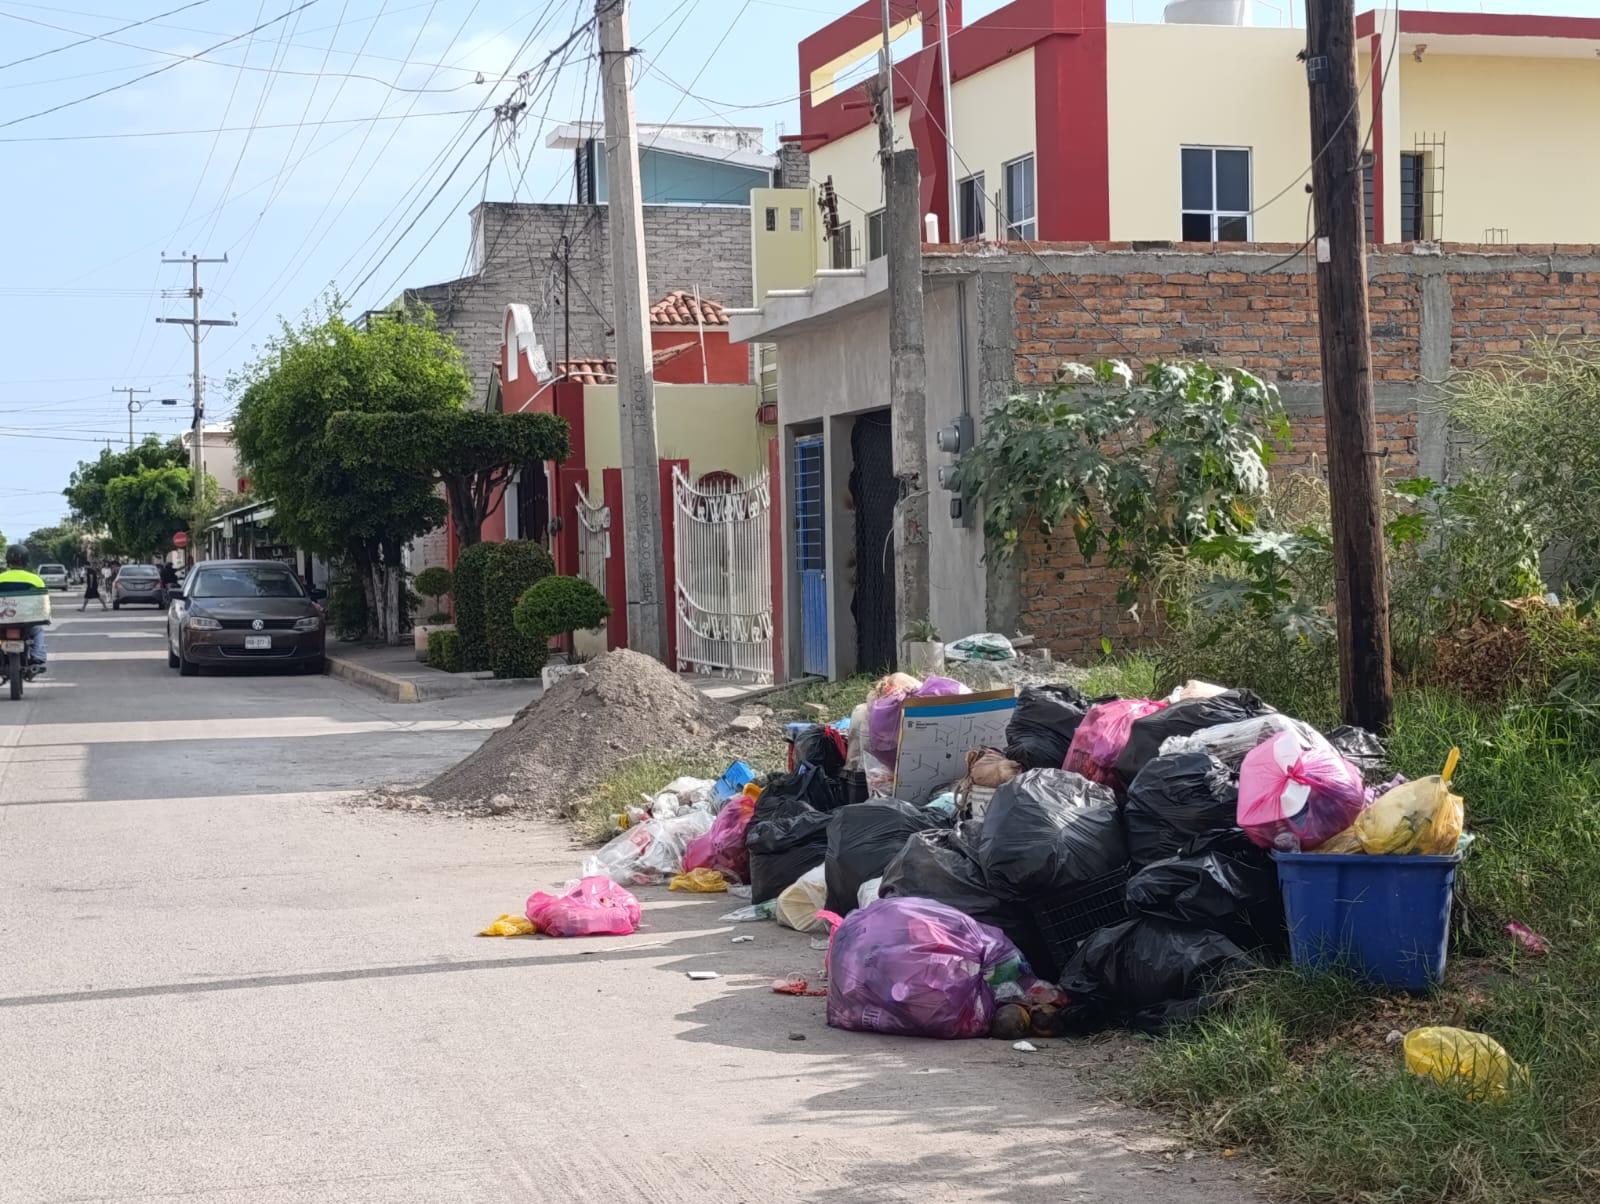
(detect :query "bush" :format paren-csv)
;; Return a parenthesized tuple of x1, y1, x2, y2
(482, 541, 555, 678)
(327, 573, 368, 641)
(426, 627, 462, 673)
(513, 574, 610, 642)
(414, 565, 452, 611)
(452, 542, 493, 671)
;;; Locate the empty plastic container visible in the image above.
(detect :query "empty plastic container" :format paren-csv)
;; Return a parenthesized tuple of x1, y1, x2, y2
(1274, 851, 1461, 992)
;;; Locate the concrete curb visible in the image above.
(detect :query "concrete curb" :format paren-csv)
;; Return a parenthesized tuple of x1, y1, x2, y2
(326, 654, 420, 703)
(326, 654, 540, 703)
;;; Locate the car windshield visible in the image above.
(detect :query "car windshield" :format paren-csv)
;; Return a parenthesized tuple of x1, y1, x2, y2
(189, 566, 305, 599)
(119, 566, 159, 579)
(39, 565, 65, 575)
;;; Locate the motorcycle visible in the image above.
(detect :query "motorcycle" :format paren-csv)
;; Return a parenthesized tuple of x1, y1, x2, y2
(1, 592, 50, 701)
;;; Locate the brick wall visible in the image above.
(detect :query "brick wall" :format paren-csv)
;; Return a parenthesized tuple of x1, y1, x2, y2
(950, 243, 1600, 661)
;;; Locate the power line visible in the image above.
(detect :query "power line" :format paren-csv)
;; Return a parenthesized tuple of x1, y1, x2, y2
(0, 0, 321, 131)
(0, 105, 479, 142)
(0, 0, 219, 73)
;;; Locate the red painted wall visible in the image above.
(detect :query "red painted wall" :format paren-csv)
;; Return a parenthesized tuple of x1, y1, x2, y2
(650, 328, 750, 385)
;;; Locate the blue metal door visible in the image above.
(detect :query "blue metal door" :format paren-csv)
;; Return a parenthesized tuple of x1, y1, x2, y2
(793, 436, 829, 677)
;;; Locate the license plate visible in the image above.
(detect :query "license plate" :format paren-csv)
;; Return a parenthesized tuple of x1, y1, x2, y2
(1, 640, 21, 653)
(244, 635, 272, 650)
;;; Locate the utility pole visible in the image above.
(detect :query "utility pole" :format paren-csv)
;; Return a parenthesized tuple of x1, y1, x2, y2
(870, 19, 932, 657)
(596, 0, 667, 661)
(1306, 0, 1393, 731)
(156, 254, 236, 555)
(113, 385, 150, 449)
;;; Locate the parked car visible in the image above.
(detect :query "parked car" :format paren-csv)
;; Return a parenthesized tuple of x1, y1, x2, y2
(167, 560, 325, 677)
(36, 563, 68, 591)
(112, 564, 165, 609)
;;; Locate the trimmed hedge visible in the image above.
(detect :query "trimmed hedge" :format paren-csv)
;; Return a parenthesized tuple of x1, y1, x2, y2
(483, 541, 556, 679)
(414, 565, 453, 604)
(426, 627, 462, 673)
(452, 541, 494, 672)
(514, 574, 610, 641)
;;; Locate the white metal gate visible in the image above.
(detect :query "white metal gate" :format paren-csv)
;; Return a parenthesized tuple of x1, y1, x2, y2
(574, 482, 610, 602)
(673, 467, 772, 681)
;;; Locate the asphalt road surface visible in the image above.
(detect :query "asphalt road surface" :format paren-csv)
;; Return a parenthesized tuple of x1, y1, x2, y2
(1, 608, 1262, 1203)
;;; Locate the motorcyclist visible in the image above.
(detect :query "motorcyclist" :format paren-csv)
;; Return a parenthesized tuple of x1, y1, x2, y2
(0, 545, 47, 674)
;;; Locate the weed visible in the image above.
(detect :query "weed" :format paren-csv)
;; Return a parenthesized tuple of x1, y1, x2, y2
(573, 751, 726, 845)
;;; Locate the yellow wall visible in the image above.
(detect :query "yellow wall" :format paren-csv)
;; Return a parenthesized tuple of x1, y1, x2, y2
(751, 187, 817, 302)
(806, 109, 905, 264)
(581, 383, 767, 481)
(1398, 54, 1600, 243)
(1107, 24, 1310, 242)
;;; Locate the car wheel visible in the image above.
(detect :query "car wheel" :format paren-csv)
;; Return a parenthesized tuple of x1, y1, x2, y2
(178, 651, 199, 677)
(167, 644, 180, 669)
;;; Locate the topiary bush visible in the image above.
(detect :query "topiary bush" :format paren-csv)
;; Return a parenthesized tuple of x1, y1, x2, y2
(452, 542, 493, 671)
(426, 627, 462, 673)
(414, 565, 453, 617)
(483, 541, 555, 678)
(514, 574, 611, 642)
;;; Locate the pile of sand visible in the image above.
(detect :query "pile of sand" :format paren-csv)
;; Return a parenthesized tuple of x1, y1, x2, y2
(409, 649, 735, 815)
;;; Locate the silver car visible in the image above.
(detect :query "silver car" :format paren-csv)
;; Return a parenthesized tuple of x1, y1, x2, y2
(37, 563, 68, 591)
(113, 564, 164, 608)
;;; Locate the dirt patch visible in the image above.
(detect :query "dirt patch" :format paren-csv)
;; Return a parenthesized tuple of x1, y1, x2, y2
(386, 649, 741, 816)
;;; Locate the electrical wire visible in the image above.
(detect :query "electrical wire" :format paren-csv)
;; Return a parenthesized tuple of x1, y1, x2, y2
(0, 0, 221, 72)
(0, 104, 479, 142)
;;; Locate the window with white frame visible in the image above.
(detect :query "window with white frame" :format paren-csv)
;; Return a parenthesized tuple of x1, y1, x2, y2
(867, 209, 886, 260)
(1002, 154, 1037, 240)
(957, 171, 986, 241)
(1181, 146, 1252, 242)
(831, 220, 853, 269)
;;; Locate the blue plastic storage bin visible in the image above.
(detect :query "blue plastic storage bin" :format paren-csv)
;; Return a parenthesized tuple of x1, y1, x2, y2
(1274, 851, 1461, 992)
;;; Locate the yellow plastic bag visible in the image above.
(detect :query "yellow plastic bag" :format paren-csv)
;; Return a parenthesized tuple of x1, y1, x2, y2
(478, 914, 536, 937)
(1404, 1026, 1526, 1101)
(1352, 747, 1463, 855)
(669, 867, 728, 893)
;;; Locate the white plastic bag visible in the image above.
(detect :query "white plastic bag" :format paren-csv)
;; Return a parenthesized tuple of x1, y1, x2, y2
(581, 809, 714, 886)
(857, 876, 883, 909)
(1158, 713, 1319, 769)
(642, 776, 715, 819)
(775, 865, 828, 932)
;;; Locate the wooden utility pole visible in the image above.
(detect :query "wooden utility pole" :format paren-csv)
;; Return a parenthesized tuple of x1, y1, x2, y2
(1306, 0, 1393, 731)
(596, 0, 667, 661)
(870, 19, 932, 655)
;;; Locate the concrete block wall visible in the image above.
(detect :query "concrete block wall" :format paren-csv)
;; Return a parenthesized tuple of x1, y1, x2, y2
(931, 243, 1600, 660)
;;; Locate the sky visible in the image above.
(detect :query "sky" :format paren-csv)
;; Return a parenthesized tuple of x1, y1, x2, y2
(0, 0, 1593, 536)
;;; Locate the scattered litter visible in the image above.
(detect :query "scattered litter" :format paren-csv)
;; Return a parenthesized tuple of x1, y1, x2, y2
(727, 883, 753, 899)
(788, 1032, 807, 1041)
(583, 808, 714, 886)
(1404, 1026, 1527, 1101)
(731, 934, 755, 944)
(1386, 1030, 1406, 1046)
(525, 877, 641, 937)
(669, 867, 729, 892)
(1011, 1040, 1038, 1053)
(945, 632, 1016, 663)
(686, 970, 720, 981)
(721, 900, 776, 923)
(774, 865, 829, 932)
(477, 914, 536, 937)
(1507, 921, 1552, 954)
(772, 974, 828, 997)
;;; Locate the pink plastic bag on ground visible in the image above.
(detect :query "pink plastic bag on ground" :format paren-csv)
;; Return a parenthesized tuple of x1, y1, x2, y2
(866, 675, 968, 769)
(1238, 730, 1369, 851)
(525, 876, 642, 937)
(683, 790, 758, 883)
(1063, 699, 1166, 790)
(820, 897, 1023, 1039)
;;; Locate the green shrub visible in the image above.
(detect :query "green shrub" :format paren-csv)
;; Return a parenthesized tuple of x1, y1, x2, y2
(425, 627, 462, 673)
(452, 542, 493, 671)
(414, 565, 453, 612)
(483, 541, 555, 678)
(513, 574, 610, 642)
(327, 572, 368, 641)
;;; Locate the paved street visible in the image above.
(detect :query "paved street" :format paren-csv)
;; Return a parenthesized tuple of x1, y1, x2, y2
(1, 610, 1258, 1204)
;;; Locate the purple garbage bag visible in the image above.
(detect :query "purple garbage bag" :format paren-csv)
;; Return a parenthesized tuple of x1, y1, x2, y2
(823, 896, 1023, 1039)
(865, 676, 968, 769)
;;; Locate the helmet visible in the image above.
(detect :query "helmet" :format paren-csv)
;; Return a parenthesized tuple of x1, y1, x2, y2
(4, 545, 25, 567)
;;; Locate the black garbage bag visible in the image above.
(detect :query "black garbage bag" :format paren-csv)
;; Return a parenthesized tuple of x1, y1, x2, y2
(823, 800, 944, 914)
(1123, 753, 1240, 866)
(1114, 690, 1272, 785)
(791, 723, 846, 777)
(977, 769, 1126, 901)
(746, 777, 839, 903)
(761, 762, 846, 815)
(1125, 830, 1286, 956)
(879, 821, 1052, 975)
(1054, 917, 1253, 1033)
(1003, 683, 1092, 769)
(1326, 724, 1391, 786)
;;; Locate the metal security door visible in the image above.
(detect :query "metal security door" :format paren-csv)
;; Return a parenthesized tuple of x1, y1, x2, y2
(793, 436, 828, 677)
(574, 482, 609, 599)
(673, 468, 773, 681)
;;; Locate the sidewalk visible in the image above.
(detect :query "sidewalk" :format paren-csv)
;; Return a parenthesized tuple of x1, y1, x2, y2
(327, 642, 781, 706)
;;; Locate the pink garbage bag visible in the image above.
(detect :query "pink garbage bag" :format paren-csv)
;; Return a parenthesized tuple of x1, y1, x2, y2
(1238, 730, 1369, 851)
(821, 897, 1023, 1039)
(525, 876, 642, 937)
(683, 790, 758, 884)
(1064, 699, 1166, 790)
(866, 675, 968, 768)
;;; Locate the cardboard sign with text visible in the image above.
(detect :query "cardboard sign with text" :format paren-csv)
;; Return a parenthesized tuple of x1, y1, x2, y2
(893, 688, 1017, 804)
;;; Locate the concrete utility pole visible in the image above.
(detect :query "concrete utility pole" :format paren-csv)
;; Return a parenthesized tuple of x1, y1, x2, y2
(1306, 0, 1393, 732)
(596, 0, 667, 662)
(156, 254, 237, 537)
(113, 385, 149, 449)
(870, 38, 932, 653)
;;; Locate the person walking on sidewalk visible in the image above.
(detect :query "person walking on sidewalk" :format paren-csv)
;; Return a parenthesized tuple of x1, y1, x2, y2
(81, 561, 107, 611)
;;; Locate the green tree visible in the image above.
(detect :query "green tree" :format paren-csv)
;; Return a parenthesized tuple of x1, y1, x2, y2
(104, 466, 193, 558)
(231, 302, 467, 644)
(64, 436, 186, 530)
(23, 523, 89, 569)
(324, 410, 570, 550)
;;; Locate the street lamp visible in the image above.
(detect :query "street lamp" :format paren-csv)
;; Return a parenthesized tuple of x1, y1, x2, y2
(121, 395, 181, 449)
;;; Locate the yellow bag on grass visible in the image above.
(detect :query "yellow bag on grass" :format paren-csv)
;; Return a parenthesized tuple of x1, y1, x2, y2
(1404, 1026, 1526, 1101)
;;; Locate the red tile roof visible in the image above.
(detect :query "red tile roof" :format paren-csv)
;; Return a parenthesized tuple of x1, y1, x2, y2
(554, 343, 696, 384)
(649, 289, 728, 327)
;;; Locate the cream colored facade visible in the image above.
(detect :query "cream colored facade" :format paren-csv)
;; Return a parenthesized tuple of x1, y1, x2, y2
(750, 186, 818, 301)
(580, 383, 766, 482)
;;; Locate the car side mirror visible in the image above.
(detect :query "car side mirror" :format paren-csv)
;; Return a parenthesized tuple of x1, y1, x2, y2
(308, 587, 328, 602)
